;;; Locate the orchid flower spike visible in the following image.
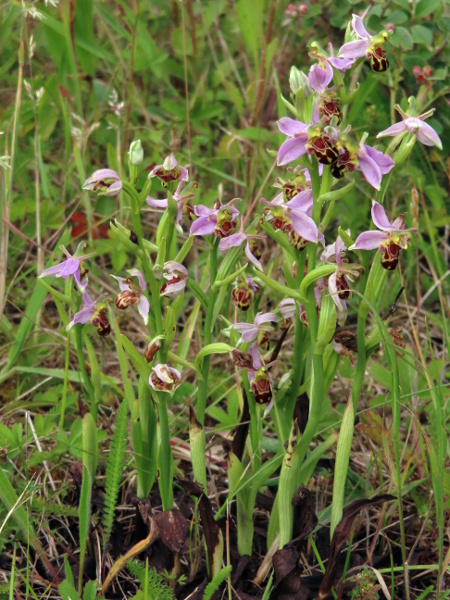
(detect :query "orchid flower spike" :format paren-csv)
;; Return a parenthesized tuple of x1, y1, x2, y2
(39, 245, 90, 291)
(111, 268, 150, 324)
(377, 104, 442, 150)
(83, 169, 122, 197)
(339, 14, 390, 73)
(350, 200, 417, 270)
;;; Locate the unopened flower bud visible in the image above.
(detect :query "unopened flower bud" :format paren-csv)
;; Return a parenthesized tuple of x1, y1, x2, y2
(144, 339, 161, 363)
(128, 139, 144, 165)
(289, 66, 311, 97)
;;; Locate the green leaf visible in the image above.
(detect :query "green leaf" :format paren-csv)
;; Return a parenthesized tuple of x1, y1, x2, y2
(195, 343, 234, 367)
(390, 26, 413, 50)
(415, 0, 441, 19)
(235, 0, 264, 66)
(383, 10, 408, 24)
(59, 581, 82, 600)
(102, 400, 128, 551)
(411, 24, 433, 45)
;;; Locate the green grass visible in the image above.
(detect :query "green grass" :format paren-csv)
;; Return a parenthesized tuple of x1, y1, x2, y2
(0, 0, 449, 598)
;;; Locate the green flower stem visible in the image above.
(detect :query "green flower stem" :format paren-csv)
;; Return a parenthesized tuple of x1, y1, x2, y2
(74, 325, 95, 402)
(242, 376, 261, 471)
(155, 392, 174, 510)
(351, 310, 367, 413)
(282, 311, 306, 441)
(123, 181, 163, 339)
(196, 241, 219, 425)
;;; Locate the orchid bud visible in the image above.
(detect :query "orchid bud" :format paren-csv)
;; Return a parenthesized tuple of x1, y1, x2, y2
(144, 339, 161, 363)
(289, 66, 311, 97)
(149, 364, 181, 393)
(316, 293, 337, 355)
(128, 139, 144, 165)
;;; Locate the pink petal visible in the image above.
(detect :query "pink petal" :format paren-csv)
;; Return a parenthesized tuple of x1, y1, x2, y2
(190, 217, 216, 236)
(350, 230, 387, 250)
(137, 295, 150, 324)
(277, 117, 309, 136)
(254, 312, 278, 327)
(111, 275, 131, 292)
(338, 39, 370, 59)
(328, 56, 355, 71)
(288, 210, 319, 243)
(218, 231, 246, 251)
(377, 122, 407, 138)
(105, 180, 122, 197)
(286, 188, 313, 214)
(371, 201, 395, 231)
(245, 241, 263, 271)
(86, 168, 120, 183)
(363, 145, 395, 175)
(328, 273, 347, 315)
(146, 196, 169, 209)
(352, 15, 371, 39)
(68, 306, 95, 328)
(358, 153, 382, 190)
(194, 205, 216, 218)
(416, 121, 443, 149)
(309, 62, 333, 92)
(277, 136, 308, 166)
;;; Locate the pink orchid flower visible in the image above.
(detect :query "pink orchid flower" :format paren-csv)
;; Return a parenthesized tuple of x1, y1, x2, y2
(160, 261, 188, 298)
(377, 105, 442, 150)
(111, 268, 150, 324)
(39, 246, 89, 291)
(83, 169, 122, 197)
(350, 201, 417, 270)
(234, 312, 278, 344)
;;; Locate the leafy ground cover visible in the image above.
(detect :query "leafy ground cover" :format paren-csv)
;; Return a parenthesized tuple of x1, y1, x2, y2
(0, 0, 449, 598)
